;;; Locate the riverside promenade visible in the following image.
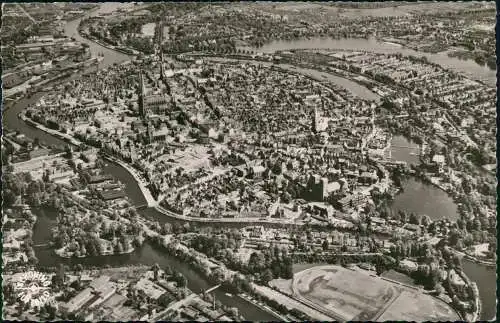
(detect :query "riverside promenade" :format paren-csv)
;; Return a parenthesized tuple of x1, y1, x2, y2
(102, 155, 158, 208)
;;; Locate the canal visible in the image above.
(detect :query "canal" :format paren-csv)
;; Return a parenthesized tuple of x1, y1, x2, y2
(5, 4, 495, 320)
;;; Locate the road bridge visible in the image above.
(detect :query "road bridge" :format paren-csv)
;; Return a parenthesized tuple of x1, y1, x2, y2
(390, 144, 420, 149)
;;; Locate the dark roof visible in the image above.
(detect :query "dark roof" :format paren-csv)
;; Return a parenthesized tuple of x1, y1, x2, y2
(88, 173, 113, 183)
(99, 189, 126, 201)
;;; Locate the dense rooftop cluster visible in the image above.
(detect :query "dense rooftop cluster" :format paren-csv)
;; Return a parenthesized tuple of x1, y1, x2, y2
(2, 3, 496, 322)
(24, 55, 388, 224)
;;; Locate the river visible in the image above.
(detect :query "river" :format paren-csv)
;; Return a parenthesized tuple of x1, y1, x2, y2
(63, 3, 132, 68)
(462, 258, 497, 321)
(102, 158, 495, 321)
(389, 136, 458, 220)
(206, 56, 380, 101)
(390, 141, 494, 320)
(391, 177, 459, 222)
(8, 4, 278, 321)
(6, 4, 495, 320)
(240, 36, 495, 86)
(390, 135, 420, 165)
(32, 209, 277, 321)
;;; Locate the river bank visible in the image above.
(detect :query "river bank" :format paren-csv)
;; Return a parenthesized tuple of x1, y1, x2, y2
(457, 267, 481, 322)
(102, 155, 157, 207)
(240, 36, 495, 86)
(239, 293, 290, 321)
(54, 245, 136, 259)
(19, 114, 82, 146)
(449, 247, 496, 268)
(155, 235, 283, 321)
(192, 53, 380, 101)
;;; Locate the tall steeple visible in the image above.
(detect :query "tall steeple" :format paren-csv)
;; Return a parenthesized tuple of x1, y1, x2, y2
(156, 18, 166, 81)
(160, 50, 165, 81)
(313, 106, 320, 132)
(138, 70, 147, 118)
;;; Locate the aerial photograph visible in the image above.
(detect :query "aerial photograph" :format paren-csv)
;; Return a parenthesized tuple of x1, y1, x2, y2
(1, 2, 496, 322)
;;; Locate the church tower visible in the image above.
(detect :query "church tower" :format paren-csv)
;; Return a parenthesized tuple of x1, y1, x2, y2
(147, 121, 154, 144)
(138, 71, 148, 119)
(160, 50, 165, 81)
(313, 106, 320, 132)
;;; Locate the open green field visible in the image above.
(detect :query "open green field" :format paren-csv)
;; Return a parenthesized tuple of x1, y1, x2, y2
(380, 269, 417, 287)
(290, 265, 461, 321)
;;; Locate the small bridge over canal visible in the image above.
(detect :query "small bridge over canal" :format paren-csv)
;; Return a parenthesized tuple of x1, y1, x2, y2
(390, 144, 420, 149)
(33, 243, 50, 248)
(135, 204, 149, 210)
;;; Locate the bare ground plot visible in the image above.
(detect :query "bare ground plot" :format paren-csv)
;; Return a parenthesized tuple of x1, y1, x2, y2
(292, 262, 329, 274)
(269, 278, 293, 296)
(291, 265, 460, 322)
(378, 290, 460, 322)
(293, 266, 397, 321)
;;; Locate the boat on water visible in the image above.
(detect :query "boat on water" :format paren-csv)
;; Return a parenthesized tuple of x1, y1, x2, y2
(225, 293, 233, 297)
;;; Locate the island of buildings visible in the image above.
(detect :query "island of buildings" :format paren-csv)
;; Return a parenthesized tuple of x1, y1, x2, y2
(2, 2, 495, 322)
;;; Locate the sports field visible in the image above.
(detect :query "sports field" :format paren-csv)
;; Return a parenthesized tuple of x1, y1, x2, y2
(291, 265, 461, 322)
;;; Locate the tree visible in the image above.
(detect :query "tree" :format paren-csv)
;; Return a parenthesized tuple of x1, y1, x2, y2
(153, 263, 160, 281)
(211, 267, 226, 284)
(261, 268, 274, 284)
(428, 221, 437, 235)
(56, 263, 66, 286)
(115, 240, 124, 254)
(163, 223, 172, 234)
(452, 254, 462, 270)
(248, 252, 266, 273)
(409, 213, 421, 225)
(449, 229, 461, 246)
(435, 283, 444, 295)
(3, 283, 16, 304)
(4, 189, 17, 207)
(176, 274, 187, 288)
(158, 293, 172, 307)
(322, 239, 330, 251)
(158, 265, 171, 277)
